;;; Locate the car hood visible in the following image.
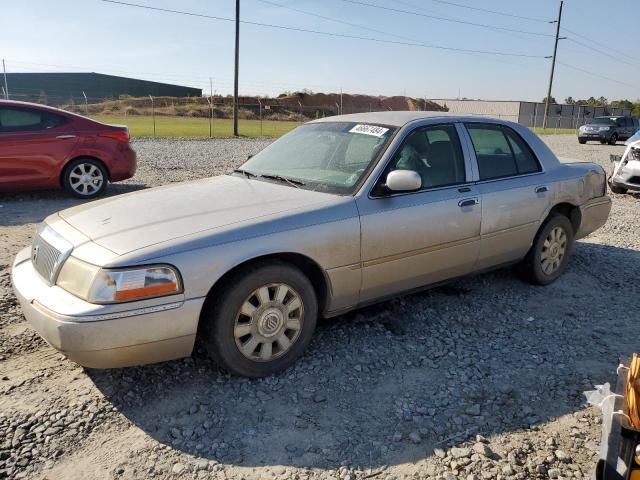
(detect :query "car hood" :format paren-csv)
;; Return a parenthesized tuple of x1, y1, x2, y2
(57, 175, 343, 255)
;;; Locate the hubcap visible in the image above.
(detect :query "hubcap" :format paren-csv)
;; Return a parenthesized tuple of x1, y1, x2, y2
(69, 163, 104, 195)
(234, 283, 303, 362)
(540, 226, 567, 275)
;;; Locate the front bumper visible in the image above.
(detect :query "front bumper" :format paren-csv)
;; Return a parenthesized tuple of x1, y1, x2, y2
(578, 130, 613, 141)
(11, 247, 203, 369)
(575, 196, 612, 240)
(611, 159, 640, 192)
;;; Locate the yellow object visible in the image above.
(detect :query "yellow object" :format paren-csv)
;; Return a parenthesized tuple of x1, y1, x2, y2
(627, 353, 640, 430)
(630, 470, 640, 480)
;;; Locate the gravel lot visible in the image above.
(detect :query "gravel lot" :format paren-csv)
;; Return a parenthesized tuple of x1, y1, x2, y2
(1, 135, 638, 480)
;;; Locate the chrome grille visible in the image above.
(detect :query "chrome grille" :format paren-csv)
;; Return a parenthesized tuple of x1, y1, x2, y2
(32, 236, 62, 283)
(31, 225, 73, 284)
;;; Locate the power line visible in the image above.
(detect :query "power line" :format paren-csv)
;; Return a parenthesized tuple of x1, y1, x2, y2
(100, 0, 547, 58)
(564, 37, 640, 70)
(557, 61, 640, 90)
(562, 27, 640, 63)
(421, 0, 553, 24)
(339, 0, 553, 37)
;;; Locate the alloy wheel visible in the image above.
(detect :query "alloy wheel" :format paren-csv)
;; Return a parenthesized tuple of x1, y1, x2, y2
(68, 163, 104, 196)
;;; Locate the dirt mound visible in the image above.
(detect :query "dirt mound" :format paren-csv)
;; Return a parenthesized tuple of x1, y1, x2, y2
(61, 92, 445, 120)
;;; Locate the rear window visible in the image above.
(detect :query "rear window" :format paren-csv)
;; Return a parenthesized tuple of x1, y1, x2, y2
(465, 123, 541, 180)
(0, 107, 68, 133)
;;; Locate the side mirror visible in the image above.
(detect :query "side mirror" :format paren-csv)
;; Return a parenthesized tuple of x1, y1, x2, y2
(386, 170, 422, 192)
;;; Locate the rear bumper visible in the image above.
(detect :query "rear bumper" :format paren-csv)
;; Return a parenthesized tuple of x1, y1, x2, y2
(110, 145, 137, 182)
(575, 196, 612, 240)
(11, 247, 202, 369)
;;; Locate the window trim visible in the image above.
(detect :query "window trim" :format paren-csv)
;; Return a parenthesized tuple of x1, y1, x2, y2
(368, 122, 471, 199)
(0, 106, 69, 134)
(463, 122, 542, 182)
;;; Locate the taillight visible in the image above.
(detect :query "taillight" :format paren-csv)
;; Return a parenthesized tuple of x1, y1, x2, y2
(98, 130, 129, 143)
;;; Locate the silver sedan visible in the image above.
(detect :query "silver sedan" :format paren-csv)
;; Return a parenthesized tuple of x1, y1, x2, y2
(12, 112, 611, 377)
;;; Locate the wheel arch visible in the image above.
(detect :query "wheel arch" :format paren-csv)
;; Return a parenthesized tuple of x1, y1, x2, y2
(59, 155, 111, 188)
(198, 252, 331, 332)
(546, 202, 581, 234)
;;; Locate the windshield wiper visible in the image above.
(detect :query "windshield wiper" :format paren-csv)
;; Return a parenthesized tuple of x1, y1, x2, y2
(233, 168, 258, 178)
(260, 174, 305, 188)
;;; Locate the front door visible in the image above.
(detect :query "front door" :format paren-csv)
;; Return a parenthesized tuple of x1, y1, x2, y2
(356, 123, 482, 302)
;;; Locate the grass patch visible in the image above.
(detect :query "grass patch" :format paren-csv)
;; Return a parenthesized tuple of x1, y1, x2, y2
(92, 115, 300, 138)
(531, 128, 576, 135)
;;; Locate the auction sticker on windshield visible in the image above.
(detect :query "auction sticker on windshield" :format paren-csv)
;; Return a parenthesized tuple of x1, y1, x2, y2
(349, 124, 389, 137)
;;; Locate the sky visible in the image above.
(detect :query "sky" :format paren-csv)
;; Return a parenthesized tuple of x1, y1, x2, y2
(2, 0, 639, 101)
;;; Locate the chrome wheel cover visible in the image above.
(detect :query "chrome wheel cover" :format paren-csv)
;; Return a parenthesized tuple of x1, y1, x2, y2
(540, 225, 567, 275)
(69, 163, 104, 196)
(234, 283, 303, 362)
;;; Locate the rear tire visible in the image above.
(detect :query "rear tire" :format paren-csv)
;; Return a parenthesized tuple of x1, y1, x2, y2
(520, 214, 574, 286)
(608, 133, 618, 145)
(201, 261, 318, 377)
(62, 158, 108, 199)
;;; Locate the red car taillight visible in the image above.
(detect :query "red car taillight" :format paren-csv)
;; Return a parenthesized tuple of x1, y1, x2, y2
(98, 130, 129, 143)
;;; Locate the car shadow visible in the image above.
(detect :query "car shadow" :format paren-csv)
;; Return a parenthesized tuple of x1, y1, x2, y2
(86, 241, 640, 470)
(0, 183, 147, 227)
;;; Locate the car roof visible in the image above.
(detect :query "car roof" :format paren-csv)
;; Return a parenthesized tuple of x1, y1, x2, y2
(308, 111, 487, 127)
(0, 99, 71, 114)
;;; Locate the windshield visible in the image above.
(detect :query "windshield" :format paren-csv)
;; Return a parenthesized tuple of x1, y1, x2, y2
(238, 122, 396, 194)
(588, 117, 616, 125)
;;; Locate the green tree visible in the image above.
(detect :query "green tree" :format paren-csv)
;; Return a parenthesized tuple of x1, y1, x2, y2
(542, 95, 557, 104)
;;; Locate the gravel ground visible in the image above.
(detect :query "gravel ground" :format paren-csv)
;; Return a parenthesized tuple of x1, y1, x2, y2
(0, 135, 638, 480)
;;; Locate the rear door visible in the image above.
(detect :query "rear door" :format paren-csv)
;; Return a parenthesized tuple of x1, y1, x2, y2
(462, 123, 550, 270)
(0, 107, 77, 190)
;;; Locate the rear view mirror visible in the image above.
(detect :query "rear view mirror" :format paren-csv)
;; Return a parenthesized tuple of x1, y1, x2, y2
(386, 170, 422, 192)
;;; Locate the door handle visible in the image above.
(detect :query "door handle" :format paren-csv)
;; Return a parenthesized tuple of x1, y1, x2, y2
(458, 197, 479, 208)
(56, 134, 77, 139)
(535, 185, 549, 194)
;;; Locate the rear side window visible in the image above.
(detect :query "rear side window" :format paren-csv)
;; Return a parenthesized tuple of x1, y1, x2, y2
(0, 108, 67, 133)
(465, 124, 541, 180)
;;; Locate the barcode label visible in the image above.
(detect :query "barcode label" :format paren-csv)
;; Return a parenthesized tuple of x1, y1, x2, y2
(349, 124, 389, 137)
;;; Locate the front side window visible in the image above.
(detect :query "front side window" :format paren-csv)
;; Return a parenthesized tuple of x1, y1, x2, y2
(239, 122, 396, 195)
(385, 124, 466, 189)
(0, 108, 67, 133)
(466, 124, 540, 180)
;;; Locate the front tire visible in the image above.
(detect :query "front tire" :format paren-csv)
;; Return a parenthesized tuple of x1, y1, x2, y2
(62, 158, 108, 199)
(608, 133, 618, 145)
(201, 261, 318, 377)
(578, 138, 586, 144)
(521, 214, 574, 286)
(610, 184, 628, 194)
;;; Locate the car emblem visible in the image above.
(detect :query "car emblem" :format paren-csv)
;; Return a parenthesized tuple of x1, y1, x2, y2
(32, 245, 39, 263)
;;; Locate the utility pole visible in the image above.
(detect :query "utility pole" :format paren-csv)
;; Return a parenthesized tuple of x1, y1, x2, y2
(82, 91, 88, 115)
(2, 59, 9, 99)
(340, 88, 343, 115)
(543, 0, 564, 130)
(209, 77, 213, 138)
(233, 0, 240, 137)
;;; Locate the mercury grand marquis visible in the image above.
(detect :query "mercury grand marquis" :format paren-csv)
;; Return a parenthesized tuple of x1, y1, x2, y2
(12, 112, 612, 377)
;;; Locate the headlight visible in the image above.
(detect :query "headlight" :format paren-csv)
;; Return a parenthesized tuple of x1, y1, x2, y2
(598, 126, 611, 131)
(57, 257, 182, 303)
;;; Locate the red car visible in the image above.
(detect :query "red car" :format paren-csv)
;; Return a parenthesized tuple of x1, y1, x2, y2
(0, 100, 136, 198)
